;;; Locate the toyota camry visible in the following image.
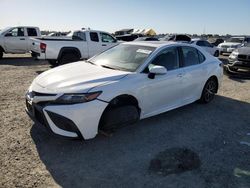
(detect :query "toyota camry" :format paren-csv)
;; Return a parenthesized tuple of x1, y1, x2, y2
(26, 41, 223, 139)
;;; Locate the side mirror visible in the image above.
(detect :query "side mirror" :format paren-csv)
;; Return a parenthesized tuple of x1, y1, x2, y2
(5, 33, 12, 37)
(148, 65, 167, 79)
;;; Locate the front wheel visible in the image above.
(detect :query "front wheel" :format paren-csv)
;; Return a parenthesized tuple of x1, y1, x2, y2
(199, 78, 218, 103)
(100, 105, 139, 131)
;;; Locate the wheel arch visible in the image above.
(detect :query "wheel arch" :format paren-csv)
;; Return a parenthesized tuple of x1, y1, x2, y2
(98, 94, 141, 129)
(57, 47, 81, 60)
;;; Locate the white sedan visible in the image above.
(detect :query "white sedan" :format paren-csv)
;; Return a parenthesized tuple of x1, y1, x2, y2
(191, 39, 219, 57)
(26, 41, 223, 139)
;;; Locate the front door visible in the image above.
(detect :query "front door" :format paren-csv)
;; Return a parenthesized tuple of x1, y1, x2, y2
(4, 27, 28, 53)
(139, 47, 184, 117)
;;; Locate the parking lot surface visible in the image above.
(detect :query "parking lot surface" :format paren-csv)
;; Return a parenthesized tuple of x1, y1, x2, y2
(0, 54, 250, 188)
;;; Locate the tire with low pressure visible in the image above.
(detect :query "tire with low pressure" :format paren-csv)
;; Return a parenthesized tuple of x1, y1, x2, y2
(100, 105, 139, 131)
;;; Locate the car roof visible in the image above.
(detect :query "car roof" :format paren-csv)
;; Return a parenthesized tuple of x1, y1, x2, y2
(123, 41, 178, 48)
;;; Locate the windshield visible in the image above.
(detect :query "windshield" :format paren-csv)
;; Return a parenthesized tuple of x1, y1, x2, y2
(227, 38, 243, 43)
(90, 44, 155, 72)
(244, 43, 250, 47)
(0, 27, 11, 35)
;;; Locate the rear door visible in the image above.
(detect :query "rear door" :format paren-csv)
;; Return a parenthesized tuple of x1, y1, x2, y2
(179, 46, 207, 102)
(27, 27, 39, 51)
(4, 27, 28, 53)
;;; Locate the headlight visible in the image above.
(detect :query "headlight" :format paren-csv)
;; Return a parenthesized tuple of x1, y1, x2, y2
(54, 91, 102, 104)
(229, 50, 239, 59)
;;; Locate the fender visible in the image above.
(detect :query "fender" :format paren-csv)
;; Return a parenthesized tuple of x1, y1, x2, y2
(57, 47, 81, 60)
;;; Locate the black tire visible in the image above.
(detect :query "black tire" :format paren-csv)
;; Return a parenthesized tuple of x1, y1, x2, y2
(214, 50, 219, 57)
(100, 105, 139, 131)
(200, 78, 218, 103)
(48, 60, 58, 67)
(0, 51, 3, 59)
(58, 53, 80, 65)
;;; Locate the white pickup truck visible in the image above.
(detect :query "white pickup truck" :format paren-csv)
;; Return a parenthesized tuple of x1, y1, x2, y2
(0, 26, 41, 59)
(31, 29, 119, 66)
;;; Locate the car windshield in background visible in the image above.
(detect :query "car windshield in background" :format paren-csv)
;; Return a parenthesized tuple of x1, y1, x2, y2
(90, 44, 155, 72)
(244, 43, 250, 47)
(0, 27, 11, 35)
(227, 38, 243, 43)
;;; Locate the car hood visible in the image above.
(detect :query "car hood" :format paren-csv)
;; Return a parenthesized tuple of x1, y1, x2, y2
(237, 47, 250, 54)
(32, 61, 129, 93)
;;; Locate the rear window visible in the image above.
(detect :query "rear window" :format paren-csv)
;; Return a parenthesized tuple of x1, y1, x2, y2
(90, 32, 99, 42)
(27, 28, 37, 36)
(72, 32, 86, 41)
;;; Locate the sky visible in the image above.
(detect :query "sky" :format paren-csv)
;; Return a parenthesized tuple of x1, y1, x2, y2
(0, 0, 250, 35)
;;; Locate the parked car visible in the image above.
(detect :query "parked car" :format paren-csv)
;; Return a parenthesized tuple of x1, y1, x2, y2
(115, 34, 143, 41)
(26, 41, 223, 139)
(191, 39, 219, 57)
(218, 37, 245, 55)
(160, 34, 191, 42)
(31, 29, 119, 66)
(134, 37, 159, 41)
(207, 38, 224, 46)
(228, 42, 250, 71)
(0, 26, 41, 59)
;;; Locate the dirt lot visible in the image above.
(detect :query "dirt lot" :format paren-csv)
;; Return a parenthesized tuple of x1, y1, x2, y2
(0, 54, 250, 188)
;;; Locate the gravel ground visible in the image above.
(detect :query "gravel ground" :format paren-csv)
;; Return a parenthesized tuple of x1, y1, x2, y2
(0, 54, 250, 188)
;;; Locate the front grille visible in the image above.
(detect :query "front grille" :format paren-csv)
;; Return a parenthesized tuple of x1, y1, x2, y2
(238, 54, 247, 60)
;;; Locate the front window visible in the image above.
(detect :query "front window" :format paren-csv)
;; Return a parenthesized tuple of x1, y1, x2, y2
(5, 27, 24, 37)
(148, 47, 179, 71)
(227, 38, 243, 43)
(90, 44, 155, 72)
(100, 33, 116, 43)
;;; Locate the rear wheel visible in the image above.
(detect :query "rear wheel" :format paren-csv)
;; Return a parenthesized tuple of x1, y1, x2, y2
(200, 78, 218, 103)
(0, 51, 3, 59)
(48, 60, 58, 67)
(58, 53, 80, 65)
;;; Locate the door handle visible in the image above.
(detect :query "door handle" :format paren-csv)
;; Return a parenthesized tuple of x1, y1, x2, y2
(102, 44, 107, 46)
(20, 38, 25, 40)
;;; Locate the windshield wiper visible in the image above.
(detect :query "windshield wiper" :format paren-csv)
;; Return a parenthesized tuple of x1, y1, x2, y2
(86, 60, 96, 65)
(100, 65, 116, 70)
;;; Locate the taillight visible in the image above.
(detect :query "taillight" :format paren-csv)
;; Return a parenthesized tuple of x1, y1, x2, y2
(40, 43, 46, 53)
